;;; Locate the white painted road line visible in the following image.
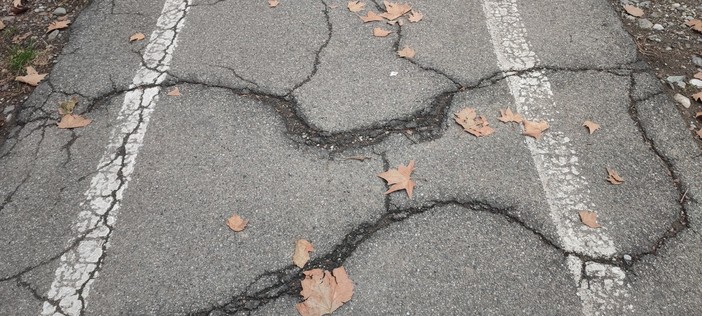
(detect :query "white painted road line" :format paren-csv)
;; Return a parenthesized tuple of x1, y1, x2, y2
(480, 0, 631, 314)
(40, 0, 191, 315)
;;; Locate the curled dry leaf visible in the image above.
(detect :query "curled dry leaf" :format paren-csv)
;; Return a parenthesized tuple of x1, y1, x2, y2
(167, 87, 181, 96)
(522, 119, 549, 139)
(397, 46, 415, 58)
(606, 168, 624, 185)
(696, 112, 702, 118)
(58, 96, 78, 115)
(380, 1, 412, 21)
(296, 267, 354, 316)
(583, 120, 600, 134)
(697, 129, 702, 139)
(360, 11, 385, 23)
(129, 32, 145, 42)
(686, 19, 702, 33)
(293, 239, 314, 268)
(377, 160, 416, 199)
(58, 114, 92, 129)
(372, 27, 392, 37)
(47, 20, 71, 33)
(226, 214, 248, 232)
(11, 0, 28, 14)
(15, 66, 47, 86)
(497, 108, 523, 123)
(0, 20, 5, 31)
(578, 211, 601, 228)
(268, 0, 279, 7)
(12, 31, 32, 44)
(623, 5, 644, 17)
(407, 10, 423, 22)
(692, 92, 702, 102)
(347, 1, 365, 12)
(454, 108, 494, 137)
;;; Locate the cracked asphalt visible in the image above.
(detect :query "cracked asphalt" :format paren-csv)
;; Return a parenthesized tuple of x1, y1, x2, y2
(1, 0, 701, 315)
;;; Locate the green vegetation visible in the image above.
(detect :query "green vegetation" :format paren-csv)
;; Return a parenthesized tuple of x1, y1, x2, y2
(8, 42, 36, 72)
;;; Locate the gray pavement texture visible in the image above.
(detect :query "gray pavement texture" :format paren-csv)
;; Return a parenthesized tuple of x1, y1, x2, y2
(1, 0, 701, 315)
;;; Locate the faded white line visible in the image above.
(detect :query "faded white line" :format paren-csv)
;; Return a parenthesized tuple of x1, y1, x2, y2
(480, 0, 631, 314)
(41, 0, 190, 315)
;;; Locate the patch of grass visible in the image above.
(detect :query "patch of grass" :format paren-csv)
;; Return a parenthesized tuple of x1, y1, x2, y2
(2, 26, 18, 39)
(8, 42, 36, 72)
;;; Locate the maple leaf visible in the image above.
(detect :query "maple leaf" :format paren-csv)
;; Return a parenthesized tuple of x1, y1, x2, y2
(372, 27, 392, 37)
(686, 19, 702, 33)
(226, 214, 248, 232)
(454, 108, 494, 137)
(47, 20, 71, 33)
(497, 108, 523, 123)
(167, 87, 181, 96)
(378, 160, 416, 198)
(15, 66, 47, 86)
(129, 32, 145, 42)
(296, 267, 354, 316)
(293, 239, 314, 268)
(522, 119, 549, 140)
(606, 168, 624, 185)
(380, 1, 411, 21)
(583, 120, 600, 134)
(692, 92, 702, 102)
(397, 46, 415, 58)
(407, 10, 423, 22)
(623, 5, 643, 17)
(347, 1, 365, 12)
(268, 0, 279, 7)
(58, 114, 92, 129)
(360, 11, 384, 23)
(578, 211, 601, 228)
(58, 96, 78, 115)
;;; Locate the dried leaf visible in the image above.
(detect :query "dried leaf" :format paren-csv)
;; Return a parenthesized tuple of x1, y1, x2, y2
(360, 11, 384, 23)
(0, 20, 5, 31)
(623, 5, 644, 17)
(378, 160, 416, 198)
(13, 0, 22, 7)
(15, 66, 47, 86)
(12, 32, 32, 44)
(10, 0, 28, 14)
(57, 114, 92, 129)
(694, 72, 702, 80)
(268, 0, 279, 7)
(693, 92, 702, 102)
(58, 96, 78, 115)
(583, 120, 600, 134)
(579, 211, 601, 228)
(696, 112, 702, 118)
(697, 129, 702, 139)
(226, 214, 248, 232)
(606, 168, 624, 185)
(686, 19, 702, 33)
(347, 1, 365, 12)
(497, 108, 523, 123)
(454, 108, 494, 137)
(522, 119, 549, 140)
(129, 32, 145, 42)
(296, 267, 354, 316)
(293, 239, 314, 268)
(372, 27, 392, 37)
(407, 10, 423, 22)
(380, 1, 412, 21)
(167, 87, 181, 96)
(397, 46, 415, 58)
(47, 20, 70, 33)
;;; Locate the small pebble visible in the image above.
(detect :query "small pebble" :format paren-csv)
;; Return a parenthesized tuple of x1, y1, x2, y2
(692, 55, 702, 68)
(53, 7, 67, 16)
(674, 93, 691, 108)
(638, 18, 653, 29)
(47, 30, 59, 41)
(690, 79, 702, 88)
(652, 23, 664, 31)
(623, 254, 632, 261)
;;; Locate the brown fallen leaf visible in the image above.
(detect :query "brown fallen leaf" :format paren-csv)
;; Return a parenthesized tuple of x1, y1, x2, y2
(407, 10, 423, 22)
(58, 96, 78, 115)
(497, 108, 523, 123)
(15, 66, 47, 86)
(293, 239, 314, 268)
(372, 27, 392, 37)
(583, 120, 600, 134)
(12, 31, 32, 44)
(380, 1, 412, 21)
(11, 0, 28, 15)
(129, 32, 145, 42)
(454, 108, 494, 137)
(360, 11, 384, 23)
(697, 129, 702, 139)
(167, 87, 181, 96)
(693, 92, 702, 102)
(522, 119, 549, 139)
(226, 214, 248, 232)
(58, 114, 92, 129)
(397, 46, 415, 58)
(13, 0, 22, 6)
(696, 112, 702, 118)
(0, 20, 5, 31)
(606, 168, 624, 185)
(686, 19, 702, 33)
(347, 1, 365, 12)
(47, 20, 70, 33)
(579, 210, 601, 228)
(694, 72, 702, 80)
(296, 267, 354, 316)
(378, 160, 416, 198)
(623, 5, 644, 17)
(268, 0, 279, 7)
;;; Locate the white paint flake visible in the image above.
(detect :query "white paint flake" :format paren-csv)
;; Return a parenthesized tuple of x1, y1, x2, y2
(480, 0, 631, 314)
(41, 0, 191, 315)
